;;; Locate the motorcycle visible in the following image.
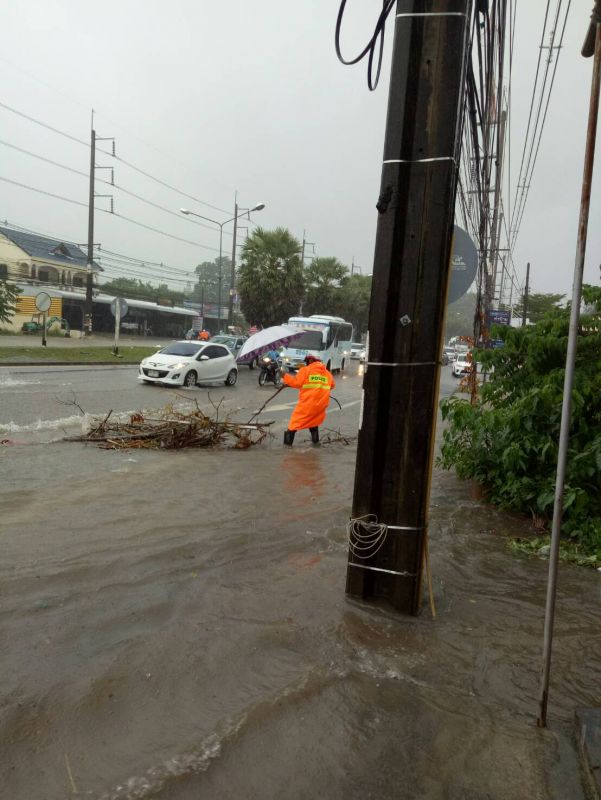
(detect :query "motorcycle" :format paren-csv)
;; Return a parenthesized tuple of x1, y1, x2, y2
(258, 355, 282, 387)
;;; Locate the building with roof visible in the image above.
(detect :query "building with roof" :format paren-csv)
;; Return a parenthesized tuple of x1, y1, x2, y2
(0, 225, 102, 287)
(0, 225, 197, 336)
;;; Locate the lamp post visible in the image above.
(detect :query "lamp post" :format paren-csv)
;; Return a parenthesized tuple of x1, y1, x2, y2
(180, 201, 265, 332)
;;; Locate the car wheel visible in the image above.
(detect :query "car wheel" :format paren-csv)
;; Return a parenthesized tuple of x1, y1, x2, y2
(341, 359, 345, 371)
(248, 358, 255, 370)
(183, 370, 197, 387)
(225, 369, 238, 386)
(326, 361, 331, 371)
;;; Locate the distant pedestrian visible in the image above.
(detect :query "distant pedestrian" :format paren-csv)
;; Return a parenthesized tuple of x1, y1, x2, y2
(282, 355, 335, 446)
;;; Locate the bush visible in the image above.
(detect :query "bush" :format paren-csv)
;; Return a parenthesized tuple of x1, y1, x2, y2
(438, 285, 601, 565)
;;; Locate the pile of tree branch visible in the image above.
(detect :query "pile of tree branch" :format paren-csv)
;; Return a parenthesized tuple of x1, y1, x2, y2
(65, 398, 270, 451)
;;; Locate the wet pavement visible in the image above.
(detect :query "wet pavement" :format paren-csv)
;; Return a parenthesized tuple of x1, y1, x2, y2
(1, 362, 599, 799)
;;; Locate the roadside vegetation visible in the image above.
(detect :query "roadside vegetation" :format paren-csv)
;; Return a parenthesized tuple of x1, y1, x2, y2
(438, 285, 601, 567)
(0, 345, 158, 364)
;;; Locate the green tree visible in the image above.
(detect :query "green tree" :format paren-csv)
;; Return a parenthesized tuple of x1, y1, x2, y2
(303, 257, 349, 316)
(333, 273, 372, 337)
(100, 277, 184, 306)
(192, 257, 231, 306)
(438, 284, 601, 563)
(445, 292, 477, 341)
(514, 292, 565, 323)
(0, 281, 21, 325)
(237, 227, 304, 327)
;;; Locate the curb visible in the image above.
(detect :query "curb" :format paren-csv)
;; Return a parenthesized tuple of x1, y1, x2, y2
(0, 362, 140, 368)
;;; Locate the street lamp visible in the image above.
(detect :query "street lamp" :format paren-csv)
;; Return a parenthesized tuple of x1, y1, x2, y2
(180, 201, 265, 330)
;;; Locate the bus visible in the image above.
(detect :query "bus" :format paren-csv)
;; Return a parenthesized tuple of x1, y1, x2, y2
(280, 315, 354, 372)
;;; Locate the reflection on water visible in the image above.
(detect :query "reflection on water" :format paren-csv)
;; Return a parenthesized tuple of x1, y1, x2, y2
(282, 449, 326, 499)
(0, 444, 597, 799)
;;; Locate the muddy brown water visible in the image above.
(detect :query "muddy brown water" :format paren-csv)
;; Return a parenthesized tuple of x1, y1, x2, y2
(1, 426, 600, 798)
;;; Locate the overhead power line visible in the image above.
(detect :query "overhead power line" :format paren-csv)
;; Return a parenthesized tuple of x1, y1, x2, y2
(0, 100, 231, 216)
(0, 175, 220, 252)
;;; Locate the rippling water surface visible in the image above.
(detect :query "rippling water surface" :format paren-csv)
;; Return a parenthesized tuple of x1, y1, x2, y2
(1, 430, 599, 799)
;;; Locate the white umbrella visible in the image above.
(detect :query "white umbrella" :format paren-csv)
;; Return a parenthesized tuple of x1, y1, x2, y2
(237, 325, 304, 364)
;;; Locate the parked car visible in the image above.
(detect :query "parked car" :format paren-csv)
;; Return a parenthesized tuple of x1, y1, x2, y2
(442, 346, 456, 363)
(139, 341, 238, 387)
(452, 356, 472, 378)
(350, 342, 364, 360)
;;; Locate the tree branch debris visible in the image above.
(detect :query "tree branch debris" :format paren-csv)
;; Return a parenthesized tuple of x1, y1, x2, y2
(64, 401, 271, 451)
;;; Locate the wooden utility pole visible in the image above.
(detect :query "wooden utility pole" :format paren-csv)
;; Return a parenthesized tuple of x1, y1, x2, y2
(346, 0, 473, 614)
(85, 126, 96, 336)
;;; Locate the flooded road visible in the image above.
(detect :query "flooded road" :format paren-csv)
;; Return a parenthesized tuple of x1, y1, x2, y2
(1, 364, 599, 798)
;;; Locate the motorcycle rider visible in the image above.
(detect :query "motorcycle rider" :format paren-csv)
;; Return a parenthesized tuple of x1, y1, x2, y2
(282, 354, 335, 446)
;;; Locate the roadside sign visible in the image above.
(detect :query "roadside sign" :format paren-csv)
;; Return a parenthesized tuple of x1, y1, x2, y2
(448, 226, 478, 304)
(35, 292, 52, 312)
(488, 309, 511, 327)
(110, 298, 128, 356)
(110, 298, 128, 318)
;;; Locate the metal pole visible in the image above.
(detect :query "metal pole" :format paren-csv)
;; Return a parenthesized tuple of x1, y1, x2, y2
(537, 15, 601, 729)
(218, 226, 223, 332)
(42, 311, 47, 347)
(85, 126, 96, 335)
(522, 262, 530, 326)
(228, 199, 238, 327)
(113, 301, 121, 356)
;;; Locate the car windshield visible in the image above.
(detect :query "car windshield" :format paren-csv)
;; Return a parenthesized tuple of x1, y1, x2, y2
(291, 331, 324, 350)
(211, 336, 235, 346)
(159, 343, 203, 356)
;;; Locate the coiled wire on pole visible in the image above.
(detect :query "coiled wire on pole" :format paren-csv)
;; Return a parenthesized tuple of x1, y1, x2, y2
(347, 514, 388, 559)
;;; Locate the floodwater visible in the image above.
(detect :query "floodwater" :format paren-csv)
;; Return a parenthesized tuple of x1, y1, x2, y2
(1, 377, 600, 798)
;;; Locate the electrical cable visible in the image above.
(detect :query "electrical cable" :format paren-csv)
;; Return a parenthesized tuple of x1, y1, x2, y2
(0, 175, 220, 252)
(335, 0, 396, 90)
(347, 514, 389, 560)
(0, 139, 232, 236)
(510, 0, 571, 251)
(0, 100, 231, 215)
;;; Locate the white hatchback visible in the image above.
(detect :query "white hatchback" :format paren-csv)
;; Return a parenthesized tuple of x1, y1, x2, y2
(139, 341, 238, 387)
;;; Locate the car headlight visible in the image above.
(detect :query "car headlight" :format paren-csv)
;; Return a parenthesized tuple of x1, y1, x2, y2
(170, 362, 187, 370)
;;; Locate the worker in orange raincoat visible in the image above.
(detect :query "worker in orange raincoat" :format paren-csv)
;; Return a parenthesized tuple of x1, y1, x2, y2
(282, 355, 335, 446)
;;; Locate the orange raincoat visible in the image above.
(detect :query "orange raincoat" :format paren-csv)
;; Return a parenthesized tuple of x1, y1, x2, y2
(283, 361, 336, 431)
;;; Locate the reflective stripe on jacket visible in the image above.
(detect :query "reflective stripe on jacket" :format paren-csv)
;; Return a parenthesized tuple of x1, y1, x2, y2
(283, 362, 336, 431)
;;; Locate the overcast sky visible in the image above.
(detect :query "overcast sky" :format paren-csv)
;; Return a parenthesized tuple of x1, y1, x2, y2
(1, 1, 599, 301)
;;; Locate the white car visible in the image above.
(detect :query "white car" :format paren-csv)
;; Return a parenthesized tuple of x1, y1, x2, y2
(452, 357, 472, 378)
(350, 342, 364, 360)
(139, 341, 238, 387)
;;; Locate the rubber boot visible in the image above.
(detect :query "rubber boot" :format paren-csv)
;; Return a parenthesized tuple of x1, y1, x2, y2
(310, 427, 320, 445)
(283, 429, 295, 447)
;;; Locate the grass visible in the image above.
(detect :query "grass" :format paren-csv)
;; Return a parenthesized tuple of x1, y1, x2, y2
(0, 345, 159, 363)
(509, 535, 601, 568)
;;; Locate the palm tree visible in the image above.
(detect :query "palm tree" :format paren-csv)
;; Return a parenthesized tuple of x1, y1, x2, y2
(238, 227, 304, 327)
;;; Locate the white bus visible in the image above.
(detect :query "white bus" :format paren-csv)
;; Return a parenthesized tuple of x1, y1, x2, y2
(281, 315, 354, 372)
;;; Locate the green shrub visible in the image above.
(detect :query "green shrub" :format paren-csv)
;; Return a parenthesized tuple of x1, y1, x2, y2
(438, 285, 601, 563)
